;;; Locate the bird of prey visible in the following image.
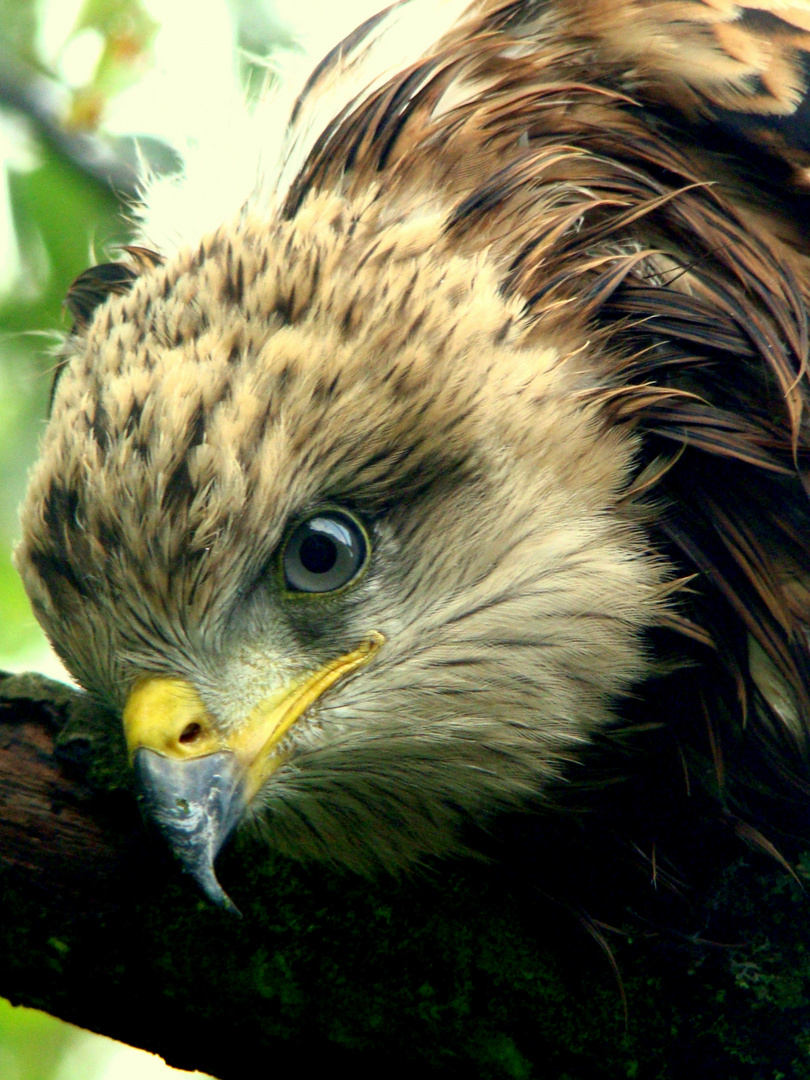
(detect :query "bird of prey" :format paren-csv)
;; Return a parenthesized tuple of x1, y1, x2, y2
(15, 0, 810, 906)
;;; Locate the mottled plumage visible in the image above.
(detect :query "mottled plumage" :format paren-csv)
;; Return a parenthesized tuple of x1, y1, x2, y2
(15, 0, 810, 895)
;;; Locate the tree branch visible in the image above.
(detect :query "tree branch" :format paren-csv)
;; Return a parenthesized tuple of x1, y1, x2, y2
(1, 672, 809, 1080)
(0, 49, 180, 198)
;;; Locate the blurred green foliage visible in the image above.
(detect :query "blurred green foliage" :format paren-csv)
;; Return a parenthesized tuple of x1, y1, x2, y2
(0, 998, 79, 1080)
(0, 142, 126, 665)
(0, 0, 142, 669)
(0, 0, 40, 69)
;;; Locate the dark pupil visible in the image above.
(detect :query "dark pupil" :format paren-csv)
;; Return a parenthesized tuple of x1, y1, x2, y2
(299, 533, 338, 574)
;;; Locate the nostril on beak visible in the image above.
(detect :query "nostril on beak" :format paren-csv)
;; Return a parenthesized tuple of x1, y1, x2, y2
(179, 722, 204, 744)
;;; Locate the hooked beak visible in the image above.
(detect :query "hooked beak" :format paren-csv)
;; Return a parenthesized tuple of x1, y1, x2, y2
(123, 633, 383, 909)
(133, 747, 244, 913)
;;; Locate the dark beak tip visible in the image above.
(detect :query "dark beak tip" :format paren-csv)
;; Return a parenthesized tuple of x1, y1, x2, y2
(132, 747, 245, 915)
(196, 869, 242, 916)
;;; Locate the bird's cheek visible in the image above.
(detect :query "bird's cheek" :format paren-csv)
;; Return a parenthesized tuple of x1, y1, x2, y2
(233, 630, 386, 800)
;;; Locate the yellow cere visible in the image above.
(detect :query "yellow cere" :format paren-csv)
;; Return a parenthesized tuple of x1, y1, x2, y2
(123, 677, 220, 761)
(122, 632, 385, 791)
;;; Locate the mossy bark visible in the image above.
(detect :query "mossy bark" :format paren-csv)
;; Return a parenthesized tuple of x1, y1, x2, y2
(1, 671, 808, 1080)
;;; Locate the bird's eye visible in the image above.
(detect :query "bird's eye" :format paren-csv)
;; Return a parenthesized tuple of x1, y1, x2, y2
(282, 510, 368, 594)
